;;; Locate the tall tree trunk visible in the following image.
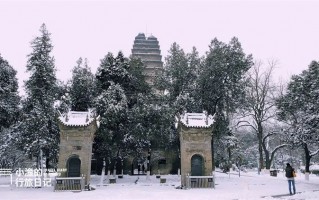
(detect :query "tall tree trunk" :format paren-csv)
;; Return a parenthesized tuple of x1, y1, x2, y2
(146, 148, 151, 180)
(264, 150, 271, 169)
(147, 149, 151, 171)
(120, 159, 123, 176)
(228, 147, 232, 169)
(262, 140, 271, 169)
(107, 158, 111, 180)
(113, 159, 117, 176)
(304, 143, 311, 173)
(257, 122, 264, 170)
(257, 135, 264, 170)
(36, 155, 40, 170)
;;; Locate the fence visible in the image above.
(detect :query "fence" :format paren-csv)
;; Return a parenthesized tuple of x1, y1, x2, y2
(185, 175, 215, 189)
(54, 176, 85, 191)
(0, 169, 13, 187)
(0, 169, 12, 175)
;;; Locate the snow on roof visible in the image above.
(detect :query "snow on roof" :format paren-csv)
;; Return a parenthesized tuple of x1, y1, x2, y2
(58, 110, 95, 127)
(179, 112, 214, 128)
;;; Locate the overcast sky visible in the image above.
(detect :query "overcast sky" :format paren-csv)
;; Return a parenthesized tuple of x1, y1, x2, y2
(1, 0, 319, 94)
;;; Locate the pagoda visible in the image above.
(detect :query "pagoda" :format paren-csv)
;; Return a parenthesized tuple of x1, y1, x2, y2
(131, 33, 163, 88)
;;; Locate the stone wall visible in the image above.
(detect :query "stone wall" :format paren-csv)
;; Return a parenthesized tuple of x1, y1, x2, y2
(150, 149, 179, 175)
(122, 148, 179, 176)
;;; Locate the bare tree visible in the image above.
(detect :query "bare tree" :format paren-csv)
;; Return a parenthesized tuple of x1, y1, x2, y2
(237, 60, 288, 170)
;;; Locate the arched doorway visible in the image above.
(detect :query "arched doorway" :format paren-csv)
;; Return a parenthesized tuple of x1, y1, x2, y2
(191, 154, 203, 176)
(131, 157, 146, 175)
(67, 156, 81, 177)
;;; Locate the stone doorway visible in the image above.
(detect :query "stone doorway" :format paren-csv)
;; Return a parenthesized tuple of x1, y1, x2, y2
(67, 156, 81, 177)
(131, 157, 147, 175)
(191, 154, 203, 176)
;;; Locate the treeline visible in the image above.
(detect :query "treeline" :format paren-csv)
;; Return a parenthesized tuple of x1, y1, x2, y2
(0, 24, 318, 175)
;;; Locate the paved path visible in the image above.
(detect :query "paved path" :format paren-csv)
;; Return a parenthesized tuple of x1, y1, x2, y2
(262, 190, 319, 199)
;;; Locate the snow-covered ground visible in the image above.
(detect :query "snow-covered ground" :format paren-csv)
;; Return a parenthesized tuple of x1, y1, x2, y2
(1, 170, 319, 200)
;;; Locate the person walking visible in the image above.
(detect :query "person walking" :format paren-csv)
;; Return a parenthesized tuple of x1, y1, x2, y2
(285, 163, 296, 195)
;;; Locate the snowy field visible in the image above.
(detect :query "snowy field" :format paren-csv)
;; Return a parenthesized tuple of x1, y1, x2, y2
(1, 170, 319, 200)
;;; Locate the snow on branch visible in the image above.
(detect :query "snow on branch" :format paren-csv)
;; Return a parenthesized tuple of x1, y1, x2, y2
(236, 120, 258, 132)
(310, 149, 319, 157)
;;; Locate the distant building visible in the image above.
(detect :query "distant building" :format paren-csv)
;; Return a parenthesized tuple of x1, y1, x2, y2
(131, 33, 163, 89)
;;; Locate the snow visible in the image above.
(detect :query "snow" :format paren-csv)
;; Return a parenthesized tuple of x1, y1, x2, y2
(300, 164, 319, 172)
(180, 112, 214, 128)
(310, 165, 319, 170)
(1, 170, 319, 200)
(58, 110, 95, 127)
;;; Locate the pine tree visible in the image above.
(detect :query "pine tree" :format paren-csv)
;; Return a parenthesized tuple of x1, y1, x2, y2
(0, 54, 21, 168)
(94, 52, 132, 172)
(94, 83, 128, 160)
(127, 57, 152, 107)
(55, 80, 71, 114)
(164, 43, 190, 99)
(153, 43, 202, 135)
(196, 37, 253, 169)
(17, 24, 59, 168)
(96, 52, 131, 91)
(94, 52, 173, 175)
(0, 54, 20, 130)
(69, 57, 96, 111)
(155, 43, 199, 108)
(197, 37, 253, 116)
(277, 61, 319, 174)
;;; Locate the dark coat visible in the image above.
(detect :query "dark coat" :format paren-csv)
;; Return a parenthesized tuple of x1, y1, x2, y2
(285, 165, 294, 178)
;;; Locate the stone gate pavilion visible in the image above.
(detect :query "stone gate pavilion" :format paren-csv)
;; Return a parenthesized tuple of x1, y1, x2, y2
(57, 110, 97, 186)
(178, 112, 215, 187)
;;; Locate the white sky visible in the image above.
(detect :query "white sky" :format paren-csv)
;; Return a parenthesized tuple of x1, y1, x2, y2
(1, 0, 319, 94)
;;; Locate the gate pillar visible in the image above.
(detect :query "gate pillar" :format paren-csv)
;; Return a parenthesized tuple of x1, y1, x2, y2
(178, 112, 214, 187)
(57, 110, 97, 186)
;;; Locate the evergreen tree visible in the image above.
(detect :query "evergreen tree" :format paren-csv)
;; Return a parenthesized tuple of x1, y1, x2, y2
(163, 43, 190, 100)
(94, 83, 129, 168)
(155, 43, 199, 113)
(17, 24, 59, 168)
(127, 57, 152, 107)
(0, 54, 21, 168)
(94, 52, 173, 174)
(0, 54, 20, 130)
(213, 111, 236, 171)
(197, 37, 253, 169)
(277, 61, 319, 174)
(197, 37, 253, 116)
(94, 52, 136, 171)
(153, 44, 201, 161)
(96, 52, 131, 92)
(55, 80, 71, 114)
(69, 57, 96, 111)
